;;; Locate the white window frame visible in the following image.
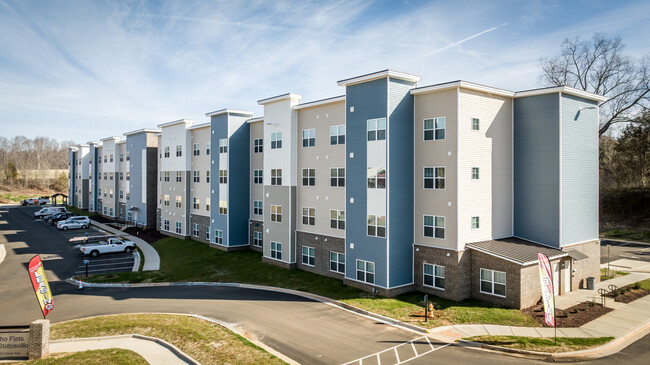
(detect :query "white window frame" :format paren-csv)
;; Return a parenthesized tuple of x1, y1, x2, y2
(206, 142, 211, 155)
(219, 139, 228, 153)
(330, 167, 345, 187)
(271, 205, 282, 223)
(205, 226, 210, 240)
(163, 219, 169, 231)
(254, 138, 263, 153)
(219, 200, 227, 215)
(193, 170, 200, 183)
(302, 207, 315, 226)
(367, 214, 386, 237)
(330, 251, 345, 274)
(302, 128, 315, 147)
(423, 117, 446, 141)
(423, 166, 445, 190)
(253, 231, 263, 247)
(302, 168, 315, 186)
(472, 216, 480, 230)
(271, 169, 282, 185)
(176, 145, 182, 157)
(302, 246, 315, 267)
(253, 200, 263, 216)
(423, 215, 445, 239)
(480, 268, 506, 297)
(472, 117, 480, 131)
(472, 167, 480, 180)
(175, 196, 182, 208)
(219, 169, 227, 184)
(271, 241, 282, 260)
(193, 197, 200, 210)
(330, 124, 345, 145)
(367, 167, 386, 189)
(175, 221, 182, 234)
(192, 223, 200, 237)
(193, 143, 200, 156)
(215, 229, 223, 244)
(423, 263, 445, 290)
(367, 118, 386, 141)
(330, 209, 345, 230)
(356, 259, 375, 284)
(271, 132, 282, 149)
(253, 169, 263, 184)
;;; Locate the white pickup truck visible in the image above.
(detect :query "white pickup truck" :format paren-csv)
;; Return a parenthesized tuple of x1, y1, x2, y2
(79, 237, 136, 257)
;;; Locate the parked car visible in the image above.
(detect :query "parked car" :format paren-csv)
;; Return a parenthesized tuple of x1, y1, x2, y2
(80, 237, 136, 257)
(57, 216, 90, 230)
(34, 207, 66, 219)
(37, 196, 50, 205)
(20, 198, 37, 206)
(46, 212, 78, 225)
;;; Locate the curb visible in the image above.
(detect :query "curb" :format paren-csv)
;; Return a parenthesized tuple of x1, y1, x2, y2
(51, 334, 199, 364)
(132, 249, 140, 272)
(0, 244, 5, 265)
(89, 220, 160, 271)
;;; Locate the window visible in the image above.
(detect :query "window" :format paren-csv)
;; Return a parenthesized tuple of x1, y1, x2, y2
(424, 167, 445, 189)
(367, 167, 386, 189)
(472, 118, 480, 131)
(126, 193, 130, 201)
(330, 125, 345, 145)
(206, 198, 210, 211)
(219, 170, 227, 184)
(424, 264, 445, 290)
(271, 241, 282, 260)
(119, 172, 124, 180)
(219, 139, 228, 153)
(302, 246, 315, 266)
(472, 167, 480, 180)
(109, 208, 113, 216)
(215, 229, 223, 244)
(330, 209, 345, 230)
(423, 117, 445, 140)
(193, 197, 200, 209)
(126, 172, 130, 181)
(175, 221, 182, 234)
(109, 190, 113, 198)
(424, 215, 445, 239)
(302, 207, 315, 226)
(110, 172, 114, 180)
(175, 196, 182, 208)
(206, 170, 210, 183)
(472, 216, 480, 229)
(271, 132, 282, 149)
(120, 153, 124, 162)
(164, 146, 170, 158)
(176, 171, 182, 182)
(367, 215, 386, 237)
(126, 152, 130, 161)
(206, 142, 210, 155)
(271, 169, 282, 185)
(193, 170, 200, 183)
(192, 223, 200, 237)
(302, 128, 315, 147)
(110, 154, 113, 162)
(103, 207, 107, 214)
(271, 205, 282, 222)
(176, 145, 182, 157)
(367, 118, 386, 141)
(356, 260, 375, 284)
(205, 226, 210, 240)
(480, 268, 506, 297)
(254, 138, 263, 153)
(219, 200, 227, 215)
(164, 171, 170, 182)
(253, 200, 263, 215)
(253, 169, 263, 184)
(330, 168, 345, 187)
(330, 252, 345, 273)
(193, 143, 200, 156)
(302, 168, 315, 186)
(253, 231, 262, 247)
(164, 195, 170, 206)
(119, 190, 124, 199)
(163, 219, 169, 231)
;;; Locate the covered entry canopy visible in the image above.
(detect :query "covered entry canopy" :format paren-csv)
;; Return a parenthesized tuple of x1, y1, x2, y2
(466, 237, 568, 266)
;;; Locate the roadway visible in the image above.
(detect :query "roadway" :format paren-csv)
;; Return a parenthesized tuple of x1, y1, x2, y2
(1, 205, 649, 364)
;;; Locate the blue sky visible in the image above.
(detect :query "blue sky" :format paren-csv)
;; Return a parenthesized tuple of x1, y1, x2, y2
(1, 0, 649, 143)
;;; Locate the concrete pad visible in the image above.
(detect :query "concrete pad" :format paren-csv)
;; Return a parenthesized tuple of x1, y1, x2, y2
(582, 321, 630, 337)
(534, 327, 560, 337)
(510, 327, 541, 337)
(483, 325, 513, 336)
(556, 328, 591, 338)
(438, 330, 464, 340)
(453, 325, 488, 337)
(581, 328, 609, 338)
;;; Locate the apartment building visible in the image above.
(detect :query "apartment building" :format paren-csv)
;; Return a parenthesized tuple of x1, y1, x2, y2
(69, 69, 605, 308)
(68, 144, 90, 209)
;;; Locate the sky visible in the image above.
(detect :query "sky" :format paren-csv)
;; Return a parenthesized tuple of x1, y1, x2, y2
(1, 0, 649, 144)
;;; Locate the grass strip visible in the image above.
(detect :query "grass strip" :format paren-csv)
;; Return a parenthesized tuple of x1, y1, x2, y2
(600, 268, 630, 281)
(51, 314, 285, 364)
(465, 335, 613, 353)
(601, 228, 650, 243)
(20, 348, 147, 365)
(84, 237, 538, 328)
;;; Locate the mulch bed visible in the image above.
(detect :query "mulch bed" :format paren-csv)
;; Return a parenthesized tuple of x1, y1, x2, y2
(123, 227, 166, 244)
(90, 215, 116, 224)
(605, 285, 650, 304)
(523, 301, 613, 327)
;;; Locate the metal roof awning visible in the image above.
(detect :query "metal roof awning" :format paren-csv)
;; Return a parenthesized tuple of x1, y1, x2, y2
(566, 250, 589, 261)
(466, 237, 568, 266)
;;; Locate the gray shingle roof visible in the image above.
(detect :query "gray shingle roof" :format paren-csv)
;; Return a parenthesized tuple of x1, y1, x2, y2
(466, 237, 568, 266)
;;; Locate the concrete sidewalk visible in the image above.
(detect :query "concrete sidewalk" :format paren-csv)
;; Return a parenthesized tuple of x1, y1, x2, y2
(90, 221, 160, 271)
(50, 334, 197, 364)
(555, 272, 650, 310)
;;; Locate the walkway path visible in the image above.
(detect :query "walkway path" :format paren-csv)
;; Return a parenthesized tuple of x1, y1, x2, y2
(50, 334, 197, 364)
(90, 221, 160, 271)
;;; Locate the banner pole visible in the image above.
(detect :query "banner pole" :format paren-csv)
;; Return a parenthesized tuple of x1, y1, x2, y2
(552, 271, 557, 344)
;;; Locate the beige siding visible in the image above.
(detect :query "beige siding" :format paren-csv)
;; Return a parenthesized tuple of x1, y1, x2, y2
(117, 143, 127, 204)
(457, 89, 513, 245)
(190, 127, 211, 217)
(250, 120, 264, 221)
(296, 101, 346, 238)
(413, 89, 458, 250)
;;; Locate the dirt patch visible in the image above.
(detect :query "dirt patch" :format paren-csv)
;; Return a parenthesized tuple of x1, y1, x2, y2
(605, 285, 650, 304)
(523, 301, 613, 327)
(90, 215, 117, 224)
(123, 227, 166, 244)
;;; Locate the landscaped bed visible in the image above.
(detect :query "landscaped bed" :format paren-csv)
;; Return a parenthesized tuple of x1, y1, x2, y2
(523, 301, 612, 327)
(605, 279, 650, 303)
(463, 335, 614, 353)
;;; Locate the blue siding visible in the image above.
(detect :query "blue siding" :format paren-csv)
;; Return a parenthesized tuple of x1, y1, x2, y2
(228, 115, 250, 247)
(345, 78, 389, 288)
(210, 115, 228, 243)
(125, 133, 147, 226)
(387, 78, 415, 287)
(561, 94, 599, 246)
(513, 94, 560, 248)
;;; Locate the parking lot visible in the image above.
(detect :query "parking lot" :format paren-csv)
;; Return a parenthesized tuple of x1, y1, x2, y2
(28, 206, 137, 277)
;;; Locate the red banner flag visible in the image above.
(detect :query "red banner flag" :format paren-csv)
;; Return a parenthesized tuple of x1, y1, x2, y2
(27, 255, 54, 318)
(537, 253, 555, 327)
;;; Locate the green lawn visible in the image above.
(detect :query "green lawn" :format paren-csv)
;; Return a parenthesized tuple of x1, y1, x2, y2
(635, 278, 650, 290)
(21, 349, 147, 365)
(51, 314, 284, 364)
(600, 268, 630, 281)
(65, 206, 96, 217)
(465, 335, 614, 353)
(84, 237, 538, 328)
(601, 228, 650, 243)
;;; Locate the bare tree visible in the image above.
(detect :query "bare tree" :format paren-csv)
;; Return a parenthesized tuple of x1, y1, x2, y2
(540, 33, 650, 136)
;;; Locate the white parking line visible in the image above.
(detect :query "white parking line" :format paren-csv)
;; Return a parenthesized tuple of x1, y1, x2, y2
(341, 336, 449, 365)
(78, 256, 133, 263)
(75, 266, 133, 274)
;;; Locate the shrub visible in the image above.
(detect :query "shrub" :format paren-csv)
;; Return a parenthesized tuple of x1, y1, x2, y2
(563, 310, 570, 318)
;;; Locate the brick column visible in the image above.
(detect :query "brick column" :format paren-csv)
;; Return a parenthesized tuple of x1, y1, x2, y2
(29, 319, 50, 360)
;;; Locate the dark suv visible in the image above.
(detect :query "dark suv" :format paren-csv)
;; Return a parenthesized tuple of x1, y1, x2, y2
(46, 212, 78, 225)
